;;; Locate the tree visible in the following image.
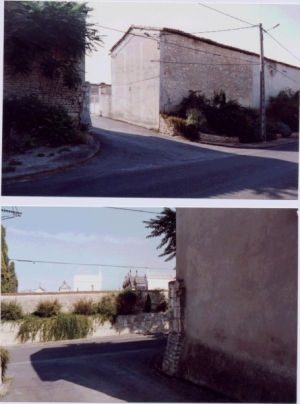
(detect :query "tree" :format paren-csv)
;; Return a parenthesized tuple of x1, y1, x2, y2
(144, 208, 176, 262)
(4, 2, 103, 100)
(1, 225, 18, 293)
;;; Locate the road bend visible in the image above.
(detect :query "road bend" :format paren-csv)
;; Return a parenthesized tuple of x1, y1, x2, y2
(2, 116, 298, 199)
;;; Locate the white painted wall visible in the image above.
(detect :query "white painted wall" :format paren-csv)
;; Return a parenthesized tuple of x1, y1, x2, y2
(111, 28, 161, 129)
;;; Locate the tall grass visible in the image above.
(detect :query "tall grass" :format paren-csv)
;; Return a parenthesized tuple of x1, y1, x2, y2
(16, 313, 94, 343)
(0, 347, 10, 382)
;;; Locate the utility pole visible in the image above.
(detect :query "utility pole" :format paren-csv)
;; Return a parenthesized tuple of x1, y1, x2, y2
(259, 23, 266, 142)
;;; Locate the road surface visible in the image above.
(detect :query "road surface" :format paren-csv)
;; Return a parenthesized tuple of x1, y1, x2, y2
(1, 334, 231, 402)
(2, 116, 298, 199)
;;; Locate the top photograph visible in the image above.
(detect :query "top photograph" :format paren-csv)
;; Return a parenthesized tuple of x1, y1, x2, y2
(2, 2, 299, 199)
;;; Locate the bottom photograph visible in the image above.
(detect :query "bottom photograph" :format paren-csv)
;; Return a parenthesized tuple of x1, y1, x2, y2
(0, 207, 297, 403)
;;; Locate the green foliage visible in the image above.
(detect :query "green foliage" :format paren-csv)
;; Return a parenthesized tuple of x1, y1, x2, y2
(0, 347, 10, 382)
(3, 96, 85, 150)
(16, 313, 94, 343)
(33, 299, 62, 318)
(4, 2, 102, 89)
(1, 225, 18, 293)
(1, 300, 24, 321)
(72, 298, 97, 315)
(266, 88, 299, 132)
(156, 299, 168, 313)
(144, 294, 152, 313)
(94, 294, 118, 324)
(167, 116, 199, 141)
(117, 289, 137, 315)
(172, 90, 260, 143)
(144, 208, 176, 262)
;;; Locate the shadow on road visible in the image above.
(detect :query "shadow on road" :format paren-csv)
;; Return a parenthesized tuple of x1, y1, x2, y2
(2, 126, 298, 199)
(29, 336, 230, 402)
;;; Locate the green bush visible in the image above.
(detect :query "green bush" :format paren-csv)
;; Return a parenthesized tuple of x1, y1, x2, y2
(72, 298, 96, 316)
(167, 116, 199, 141)
(1, 300, 24, 321)
(0, 347, 10, 382)
(3, 95, 86, 150)
(170, 90, 261, 143)
(16, 313, 94, 343)
(266, 88, 299, 132)
(94, 294, 118, 324)
(33, 299, 62, 318)
(117, 289, 137, 315)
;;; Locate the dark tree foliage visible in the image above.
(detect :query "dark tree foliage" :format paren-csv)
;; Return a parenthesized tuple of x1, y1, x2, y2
(1, 225, 18, 293)
(144, 208, 176, 262)
(4, 2, 103, 91)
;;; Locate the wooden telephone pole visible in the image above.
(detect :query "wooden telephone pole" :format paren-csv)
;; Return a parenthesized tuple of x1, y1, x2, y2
(259, 23, 266, 142)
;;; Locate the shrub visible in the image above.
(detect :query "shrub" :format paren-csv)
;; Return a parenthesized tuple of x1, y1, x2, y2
(33, 299, 62, 318)
(266, 88, 299, 132)
(1, 300, 24, 321)
(16, 313, 94, 343)
(167, 116, 199, 141)
(156, 299, 168, 313)
(72, 298, 96, 316)
(94, 294, 118, 324)
(144, 294, 152, 313)
(3, 96, 86, 151)
(0, 347, 10, 382)
(117, 289, 137, 315)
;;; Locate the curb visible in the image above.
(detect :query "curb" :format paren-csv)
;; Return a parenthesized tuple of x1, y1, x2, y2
(2, 132, 101, 183)
(198, 138, 298, 150)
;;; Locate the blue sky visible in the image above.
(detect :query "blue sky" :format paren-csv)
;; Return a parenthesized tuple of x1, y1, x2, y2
(2, 207, 175, 292)
(85, 2, 300, 83)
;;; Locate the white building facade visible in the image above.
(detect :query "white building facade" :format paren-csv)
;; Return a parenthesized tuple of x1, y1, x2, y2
(104, 26, 300, 129)
(73, 271, 102, 292)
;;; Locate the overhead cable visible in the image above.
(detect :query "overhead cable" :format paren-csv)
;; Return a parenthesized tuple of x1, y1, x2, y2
(198, 3, 255, 26)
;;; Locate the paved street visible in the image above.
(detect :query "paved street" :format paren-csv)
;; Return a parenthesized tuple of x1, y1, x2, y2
(2, 116, 298, 199)
(1, 334, 231, 402)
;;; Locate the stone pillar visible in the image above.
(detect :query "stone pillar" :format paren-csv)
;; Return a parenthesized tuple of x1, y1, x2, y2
(80, 82, 92, 127)
(162, 279, 185, 375)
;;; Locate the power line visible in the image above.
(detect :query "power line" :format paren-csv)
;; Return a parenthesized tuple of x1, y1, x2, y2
(9, 259, 173, 270)
(265, 31, 300, 63)
(107, 207, 162, 214)
(267, 64, 300, 85)
(151, 60, 260, 66)
(198, 3, 255, 26)
(192, 25, 258, 34)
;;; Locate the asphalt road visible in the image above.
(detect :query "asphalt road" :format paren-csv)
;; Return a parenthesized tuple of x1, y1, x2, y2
(2, 116, 298, 198)
(1, 334, 231, 402)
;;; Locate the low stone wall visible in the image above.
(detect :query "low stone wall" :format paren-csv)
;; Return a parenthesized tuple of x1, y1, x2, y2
(199, 133, 239, 144)
(1, 290, 168, 315)
(1, 312, 169, 346)
(159, 115, 239, 143)
(159, 115, 176, 137)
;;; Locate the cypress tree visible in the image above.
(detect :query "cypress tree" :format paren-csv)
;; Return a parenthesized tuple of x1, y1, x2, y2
(1, 225, 18, 293)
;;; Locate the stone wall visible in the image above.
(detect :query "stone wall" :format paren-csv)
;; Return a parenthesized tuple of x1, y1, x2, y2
(160, 33, 254, 113)
(162, 279, 185, 375)
(159, 115, 239, 143)
(3, 60, 87, 124)
(160, 31, 300, 112)
(1, 290, 168, 315)
(1, 312, 169, 346)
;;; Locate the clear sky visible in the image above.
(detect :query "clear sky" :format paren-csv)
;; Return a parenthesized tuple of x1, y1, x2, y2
(2, 207, 175, 292)
(85, 2, 300, 84)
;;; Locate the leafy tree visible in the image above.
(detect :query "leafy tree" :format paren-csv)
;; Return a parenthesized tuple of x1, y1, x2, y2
(144, 208, 176, 262)
(1, 225, 18, 293)
(4, 2, 103, 100)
